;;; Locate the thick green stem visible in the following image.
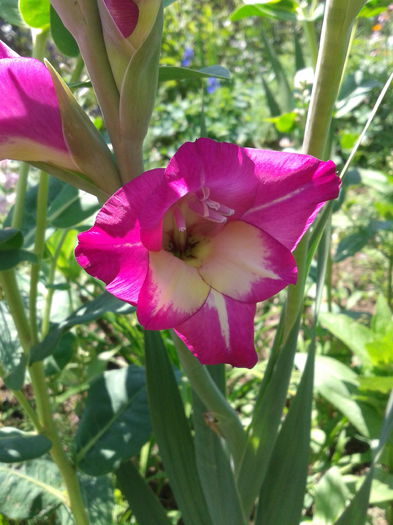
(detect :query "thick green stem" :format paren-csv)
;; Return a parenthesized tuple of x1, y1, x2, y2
(41, 229, 68, 337)
(0, 271, 32, 352)
(303, 1, 362, 157)
(29, 362, 89, 525)
(29, 172, 49, 343)
(173, 336, 247, 469)
(283, 0, 361, 336)
(11, 163, 29, 229)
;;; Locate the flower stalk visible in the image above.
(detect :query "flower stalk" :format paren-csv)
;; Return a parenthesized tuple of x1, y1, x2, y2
(283, 0, 363, 336)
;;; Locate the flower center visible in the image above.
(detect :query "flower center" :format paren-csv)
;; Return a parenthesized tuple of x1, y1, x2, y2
(164, 186, 233, 266)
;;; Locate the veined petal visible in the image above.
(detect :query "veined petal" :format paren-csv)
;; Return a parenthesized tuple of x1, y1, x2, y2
(198, 221, 297, 303)
(137, 251, 210, 330)
(175, 289, 257, 368)
(0, 56, 76, 171)
(165, 138, 258, 218)
(75, 228, 148, 305)
(242, 148, 340, 250)
(75, 169, 165, 303)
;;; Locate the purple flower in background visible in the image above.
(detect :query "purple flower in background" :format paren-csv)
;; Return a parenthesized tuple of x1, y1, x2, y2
(207, 77, 220, 94)
(181, 47, 194, 67)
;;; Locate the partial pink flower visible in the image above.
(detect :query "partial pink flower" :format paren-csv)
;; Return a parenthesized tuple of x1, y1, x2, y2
(0, 41, 121, 197)
(97, 0, 161, 88)
(0, 41, 75, 172)
(76, 138, 340, 368)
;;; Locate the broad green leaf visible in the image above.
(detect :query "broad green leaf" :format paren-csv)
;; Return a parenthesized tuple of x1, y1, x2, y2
(116, 461, 171, 525)
(255, 342, 315, 525)
(192, 377, 247, 524)
(19, 0, 50, 28)
(0, 303, 26, 390)
(296, 354, 380, 438)
(366, 330, 393, 365)
(265, 112, 297, 132)
(237, 318, 301, 516)
(76, 366, 151, 476)
(0, 229, 23, 251)
(30, 291, 134, 363)
(0, 248, 37, 270)
(334, 228, 372, 262)
(46, 184, 99, 229)
(358, 168, 391, 193)
(44, 331, 77, 376)
(1, 0, 25, 25)
(319, 312, 373, 365)
(369, 468, 393, 504)
(371, 295, 393, 335)
(159, 65, 230, 82)
(314, 467, 351, 524)
(145, 331, 212, 525)
(0, 459, 66, 520)
(80, 474, 114, 525)
(0, 428, 51, 463)
(163, 0, 178, 6)
(50, 5, 79, 56)
(47, 229, 81, 280)
(230, 2, 297, 22)
(359, 376, 393, 393)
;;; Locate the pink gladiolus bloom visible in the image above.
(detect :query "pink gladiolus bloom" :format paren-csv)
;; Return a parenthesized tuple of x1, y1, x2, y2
(0, 41, 76, 172)
(76, 138, 340, 368)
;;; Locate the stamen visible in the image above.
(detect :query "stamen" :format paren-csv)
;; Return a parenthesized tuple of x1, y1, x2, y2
(188, 186, 235, 224)
(173, 206, 187, 232)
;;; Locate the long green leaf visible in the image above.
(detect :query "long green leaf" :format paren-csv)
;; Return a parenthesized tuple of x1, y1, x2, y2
(255, 340, 315, 525)
(144, 331, 212, 525)
(116, 461, 171, 525)
(334, 392, 393, 524)
(236, 318, 300, 515)
(192, 372, 247, 524)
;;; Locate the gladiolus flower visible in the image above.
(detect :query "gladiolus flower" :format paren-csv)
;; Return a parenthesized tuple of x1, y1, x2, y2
(0, 41, 121, 198)
(97, 0, 162, 88)
(76, 138, 340, 368)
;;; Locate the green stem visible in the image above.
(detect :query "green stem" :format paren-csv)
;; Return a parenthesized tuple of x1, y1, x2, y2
(303, 1, 360, 158)
(41, 229, 68, 337)
(388, 250, 393, 310)
(0, 271, 32, 353)
(32, 28, 49, 59)
(284, 0, 360, 336)
(302, 20, 318, 68)
(173, 335, 247, 469)
(12, 390, 41, 430)
(11, 163, 29, 229)
(70, 54, 85, 84)
(29, 362, 89, 525)
(29, 172, 49, 344)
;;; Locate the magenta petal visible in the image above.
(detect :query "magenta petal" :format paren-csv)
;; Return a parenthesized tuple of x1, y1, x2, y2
(242, 149, 340, 250)
(76, 229, 148, 305)
(0, 56, 70, 164)
(164, 138, 259, 218)
(175, 289, 257, 368)
(137, 251, 210, 330)
(198, 221, 297, 303)
(103, 0, 139, 38)
(0, 41, 19, 58)
(75, 170, 165, 303)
